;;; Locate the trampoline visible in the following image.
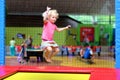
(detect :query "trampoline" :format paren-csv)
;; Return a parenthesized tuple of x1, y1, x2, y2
(3, 72, 90, 80)
(0, 66, 117, 80)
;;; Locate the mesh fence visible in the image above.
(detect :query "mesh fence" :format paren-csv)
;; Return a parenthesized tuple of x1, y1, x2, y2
(6, 0, 115, 68)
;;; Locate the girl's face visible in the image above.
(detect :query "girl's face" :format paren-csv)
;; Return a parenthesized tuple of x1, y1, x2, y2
(48, 14, 58, 23)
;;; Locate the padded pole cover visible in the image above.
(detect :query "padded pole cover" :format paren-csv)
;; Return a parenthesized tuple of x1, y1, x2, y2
(0, 0, 5, 65)
(115, 0, 120, 68)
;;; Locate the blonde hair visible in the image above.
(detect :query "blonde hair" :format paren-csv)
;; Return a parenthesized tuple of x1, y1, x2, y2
(47, 10, 59, 19)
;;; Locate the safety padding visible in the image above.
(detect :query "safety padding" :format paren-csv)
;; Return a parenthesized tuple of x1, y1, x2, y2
(116, 0, 120, 68)
(0, 0, 5, 65)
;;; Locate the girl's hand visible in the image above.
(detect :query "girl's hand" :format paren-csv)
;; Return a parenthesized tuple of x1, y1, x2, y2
(42, 6, 51, 18)
(66, 25, 71, 29)
(47, 6, 51, 11)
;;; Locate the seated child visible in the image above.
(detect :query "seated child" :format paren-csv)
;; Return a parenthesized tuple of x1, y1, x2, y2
(79, 44, 94, 64)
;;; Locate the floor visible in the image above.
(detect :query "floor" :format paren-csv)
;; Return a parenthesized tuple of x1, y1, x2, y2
(5, 54, 115, 68)
(0, 54, 119, 80)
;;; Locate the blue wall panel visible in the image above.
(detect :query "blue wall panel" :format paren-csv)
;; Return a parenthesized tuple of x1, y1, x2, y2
(0, 0, 5, 65)
(116, 0, 120, 68)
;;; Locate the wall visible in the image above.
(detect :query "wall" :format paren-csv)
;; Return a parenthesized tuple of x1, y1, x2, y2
(5, 27, 67, 46)
(76, 24, 113, 46)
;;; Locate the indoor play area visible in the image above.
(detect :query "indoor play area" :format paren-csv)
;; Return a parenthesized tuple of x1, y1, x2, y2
(0, 0, 120, 80)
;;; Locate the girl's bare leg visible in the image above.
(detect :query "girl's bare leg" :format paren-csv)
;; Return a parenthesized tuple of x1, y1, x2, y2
(49, 47, 60, 60)
(44, 46, 53, 62)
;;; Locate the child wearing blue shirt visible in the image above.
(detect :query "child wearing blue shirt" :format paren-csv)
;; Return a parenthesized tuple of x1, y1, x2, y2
(80, 44, 94, 64)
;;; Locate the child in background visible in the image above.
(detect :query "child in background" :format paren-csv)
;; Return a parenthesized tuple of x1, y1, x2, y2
(17, 41, 26, 63)
(112, 45, 115, 61)
(41, 6, 71, 63)
(79, 44, 94, 64)
(25, 35, 33, 49)
(61, 45, 66, 56)
(96, 46, 101, 57)
(71, 46, 76, 56)
(10, 37, 16, 56)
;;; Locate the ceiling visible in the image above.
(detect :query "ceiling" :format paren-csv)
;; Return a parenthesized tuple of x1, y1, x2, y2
(6, 0, 115, 15)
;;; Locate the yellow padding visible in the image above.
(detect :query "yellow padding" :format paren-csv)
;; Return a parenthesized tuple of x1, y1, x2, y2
(4, 72, 90, 80)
